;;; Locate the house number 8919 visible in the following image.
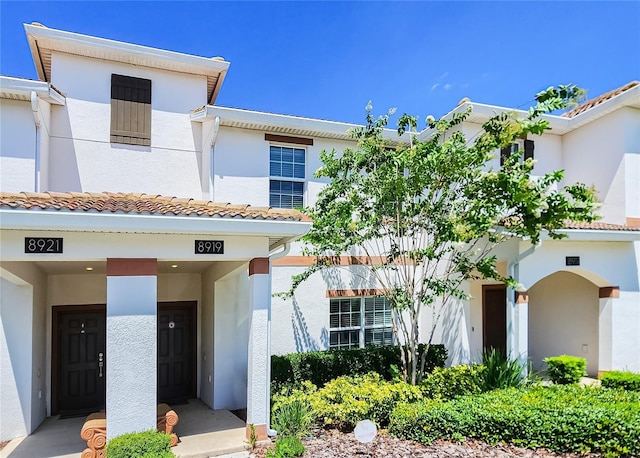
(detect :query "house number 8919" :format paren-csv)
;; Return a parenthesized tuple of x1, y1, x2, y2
(194, 240, 224, 254)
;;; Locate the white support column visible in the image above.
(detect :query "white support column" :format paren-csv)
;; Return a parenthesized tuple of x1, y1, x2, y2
(246, 257, 270, 441)
(598, 286, 619, 377)
(106, 258, 157, 440)
(507, 288, 529, 367)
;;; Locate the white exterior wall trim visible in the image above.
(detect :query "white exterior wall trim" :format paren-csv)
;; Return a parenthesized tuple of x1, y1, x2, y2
(550, 230, 640, 242)
(0, 209, 311, 238)
(0, 76, 66, 105)
(191, 105, 407, 142)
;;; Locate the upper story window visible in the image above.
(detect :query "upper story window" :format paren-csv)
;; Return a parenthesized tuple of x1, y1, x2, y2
(500, 139, 534, 167)
(110, 74, 152, 146)
(269, 145, 306, 209)
(329, 296, 394, 349)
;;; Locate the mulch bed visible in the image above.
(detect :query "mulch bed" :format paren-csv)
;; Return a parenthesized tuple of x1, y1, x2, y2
(251, 428, 602, 458)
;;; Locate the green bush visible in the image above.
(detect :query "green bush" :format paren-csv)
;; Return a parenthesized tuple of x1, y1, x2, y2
(312, 373, 422, 429)
(106, 430, 173, 458)
(271, 344, 447, 391)
(422, 364, 486, 400)
(266, 436, 305, 458)
(272, 373, 423, 430)
(272, 398, 315, 438)
(544, 355, 586, 385)
(482, 348, 528, 390)
(601, 371, 640, 391)
(389, 385, 640, 457)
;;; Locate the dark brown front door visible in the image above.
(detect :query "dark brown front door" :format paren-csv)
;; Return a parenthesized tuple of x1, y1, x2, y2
(158, 302, 196, 404)
(54, 306, 106, 416)
(483, 285, 507, 355)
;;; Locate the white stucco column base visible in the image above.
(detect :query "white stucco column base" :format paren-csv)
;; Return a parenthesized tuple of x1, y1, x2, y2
(246, 258, 270, 441)
(106, 259, 157, 440)
(507, 290, 529, 368)
(598, 286, 640, 375)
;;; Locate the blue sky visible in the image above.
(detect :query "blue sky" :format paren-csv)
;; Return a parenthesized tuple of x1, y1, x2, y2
(1, 1, 638, 125)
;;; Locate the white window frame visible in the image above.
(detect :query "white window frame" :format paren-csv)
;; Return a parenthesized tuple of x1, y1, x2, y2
(328, 296, 395, 350)
(268, 142, 307, 209)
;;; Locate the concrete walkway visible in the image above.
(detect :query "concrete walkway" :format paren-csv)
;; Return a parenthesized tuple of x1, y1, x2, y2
(1, 399, 247, 458)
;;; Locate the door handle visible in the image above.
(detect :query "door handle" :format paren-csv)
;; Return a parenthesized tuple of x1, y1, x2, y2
(98, 352, 104, 378)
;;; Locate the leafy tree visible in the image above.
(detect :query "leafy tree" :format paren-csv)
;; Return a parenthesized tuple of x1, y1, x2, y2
(280, 85, 597, 385)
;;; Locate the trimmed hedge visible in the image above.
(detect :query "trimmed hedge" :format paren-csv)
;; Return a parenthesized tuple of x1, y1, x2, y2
(106, 430, 173, 458)
(272, 373, 423, 430)
(601, 371, 640, 391)
(271, 344, 446, 391)
(422, 364, 486, 400)
(544, 355, 586, 385)
(389, 385, 640, 457)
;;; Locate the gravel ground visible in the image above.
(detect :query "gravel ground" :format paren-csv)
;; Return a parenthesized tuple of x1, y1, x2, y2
(251, 428, 603, 458)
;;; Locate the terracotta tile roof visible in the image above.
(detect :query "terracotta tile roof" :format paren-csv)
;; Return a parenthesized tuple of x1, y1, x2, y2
(0, 192, 310, 222)
(562, 81, 639, 118)
(563, 221, 640, 231)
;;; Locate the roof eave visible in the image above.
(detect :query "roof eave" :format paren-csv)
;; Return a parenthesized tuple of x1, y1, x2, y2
(24, 23, 230, 90)
(0, 76, 66, 105)
(549, 229, 640, 242)
(565, 85, 640, 130)
(190, 105, 408, 142)
(0, 208, 311, 238)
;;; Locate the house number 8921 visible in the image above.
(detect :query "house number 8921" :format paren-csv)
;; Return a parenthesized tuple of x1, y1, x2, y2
(25, 237, 63, 253)
(194, 240, 224, 254)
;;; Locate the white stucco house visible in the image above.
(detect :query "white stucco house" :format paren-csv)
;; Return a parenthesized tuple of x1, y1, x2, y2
(1, 23, 639, 444)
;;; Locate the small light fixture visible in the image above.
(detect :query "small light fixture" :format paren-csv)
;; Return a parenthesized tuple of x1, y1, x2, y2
(171, 264, 178, 269)
(85, 267, 93, 271)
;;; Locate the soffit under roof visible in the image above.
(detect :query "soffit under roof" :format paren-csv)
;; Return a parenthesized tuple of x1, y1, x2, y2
(24, 23, 229, 104)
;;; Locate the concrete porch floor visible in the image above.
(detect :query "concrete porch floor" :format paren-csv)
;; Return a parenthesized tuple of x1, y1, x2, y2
(1, 399, 247, 458)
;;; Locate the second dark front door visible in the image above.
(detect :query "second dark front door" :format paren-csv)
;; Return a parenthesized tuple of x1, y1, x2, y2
(158, 302, 196, 403)
(483, 285, 507, 356)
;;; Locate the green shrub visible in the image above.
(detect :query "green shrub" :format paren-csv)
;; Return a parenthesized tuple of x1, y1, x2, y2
(544, 355, 586, 385)
(422, 364, 486, 400)
(106, 430, 173, 458)
(310, 373, 423, 429)
(482, 348, 528, 390)
(272, 398, 315, 438)
(389, 385, 640, 457)
(601, 371, 640, 391)
(271, 344, 447, 391)
(266, 436, 305, 458)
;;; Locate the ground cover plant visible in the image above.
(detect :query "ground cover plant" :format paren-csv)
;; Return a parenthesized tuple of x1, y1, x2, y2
(105, 430, 174, 458)
(389, 384, 640, 457)
(601, 371, 640, 391)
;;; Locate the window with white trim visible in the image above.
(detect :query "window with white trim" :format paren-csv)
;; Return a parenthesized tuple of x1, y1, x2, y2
(269, 145, 305, 208)
(329, 296, 394, 349)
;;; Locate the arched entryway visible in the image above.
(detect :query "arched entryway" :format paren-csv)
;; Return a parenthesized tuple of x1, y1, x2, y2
(528, 269, 610, 377)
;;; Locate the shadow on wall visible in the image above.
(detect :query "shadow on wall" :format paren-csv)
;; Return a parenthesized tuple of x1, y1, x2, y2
(291, 296, 323, 353)
(48, 105, 81, 192)
(439, 299, 470, 366)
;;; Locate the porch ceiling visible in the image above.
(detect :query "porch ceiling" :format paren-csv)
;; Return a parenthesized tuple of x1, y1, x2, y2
(33, 260, 221, 275)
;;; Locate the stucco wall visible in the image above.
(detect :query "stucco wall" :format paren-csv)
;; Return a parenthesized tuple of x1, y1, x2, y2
(561, 109, 631, 224)
(0, 277, 33, 440)
(0, 262, 48, 440)
(0, 99, 36, 192)
(47, 52, 206, 197)
(528, 271, 599, 376)
(212, 126, 351, 207)
(213, 269, 250, 410)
